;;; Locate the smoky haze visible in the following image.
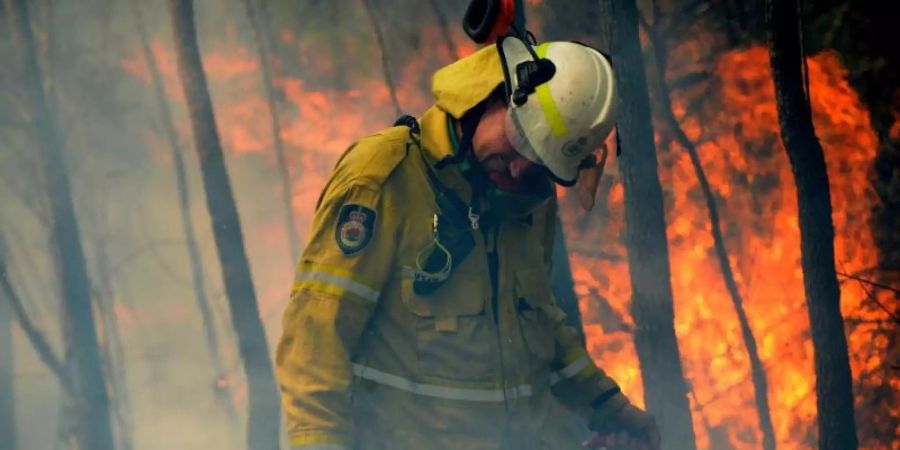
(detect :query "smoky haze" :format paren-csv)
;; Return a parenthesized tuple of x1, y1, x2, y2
(1, 0, 896, 449)
(1, 1, 468, 448)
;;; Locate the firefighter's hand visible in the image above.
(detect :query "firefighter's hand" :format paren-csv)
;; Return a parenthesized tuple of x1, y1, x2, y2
(582, 404, 660, 450)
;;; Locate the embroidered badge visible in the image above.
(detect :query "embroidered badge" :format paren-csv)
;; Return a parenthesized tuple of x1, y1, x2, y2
(335, 204, 376, 255)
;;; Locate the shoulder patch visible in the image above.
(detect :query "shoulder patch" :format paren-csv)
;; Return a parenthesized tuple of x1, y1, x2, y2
(335, 204, 377, 255)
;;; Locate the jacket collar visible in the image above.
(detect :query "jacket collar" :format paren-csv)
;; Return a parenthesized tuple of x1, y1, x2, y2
(418, 106, 474, 202)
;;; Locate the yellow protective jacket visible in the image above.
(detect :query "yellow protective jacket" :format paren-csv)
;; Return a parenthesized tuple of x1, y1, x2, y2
(277, 44, 630, 450)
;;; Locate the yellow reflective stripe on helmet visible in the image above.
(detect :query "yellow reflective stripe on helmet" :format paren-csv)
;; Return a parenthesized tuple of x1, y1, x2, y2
(294, 264, 380, 303)
(353, 364, 533, 401)
(535, 43, 568, 137)
(550, 355, 593, 385)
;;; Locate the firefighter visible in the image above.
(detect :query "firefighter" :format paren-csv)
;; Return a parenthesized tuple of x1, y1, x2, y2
(276, 37, 660, 450)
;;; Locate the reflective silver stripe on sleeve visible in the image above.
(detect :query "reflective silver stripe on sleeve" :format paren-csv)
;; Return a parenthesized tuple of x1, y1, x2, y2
(296, 270, 380, 303)
(352, 364, 533, 401)
(550, 355, 592, 385)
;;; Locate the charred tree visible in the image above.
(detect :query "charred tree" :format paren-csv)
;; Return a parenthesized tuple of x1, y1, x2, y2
(766, 1, 858, 449)
(539, 0, 602, 44)
(90, 228, 134, 450)
(241, 0, 301, 261)
(167, 0, 280, 448)
(597, 1, 698, 448)
(10, 1, 115, 449)
(0, 239, 14, 450)
(642, 14, 777, 450)
(129, 0, 235, 418)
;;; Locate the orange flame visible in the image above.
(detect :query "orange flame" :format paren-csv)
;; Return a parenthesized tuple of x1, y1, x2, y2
(563, 46, 892, 449)
(121, 25, 895, 449)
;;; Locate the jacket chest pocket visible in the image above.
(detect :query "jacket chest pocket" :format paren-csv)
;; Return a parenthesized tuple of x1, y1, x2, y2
(514, 269, 556, 369)
(400, 272, 496, 381)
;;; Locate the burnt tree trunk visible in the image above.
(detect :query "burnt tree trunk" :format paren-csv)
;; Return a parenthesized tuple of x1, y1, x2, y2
(129, 0, 235, 418)
(643, 17, 777, 449)
(766, 1, 858, 449)
(241, 0, 301, 261)
(11, 1, 115, 449)
(598, 1, 697, 448)
(167, 0, 280, 448)
(539, 0, 601, 44)
(92, 235, 134, 450)
(0, 238, 14, 450)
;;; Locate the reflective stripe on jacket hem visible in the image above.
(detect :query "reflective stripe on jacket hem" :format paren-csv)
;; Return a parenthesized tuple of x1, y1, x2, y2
(291, 444, 347, 450)
(353, 364, 532, 401)
(352, 358, 593, 402)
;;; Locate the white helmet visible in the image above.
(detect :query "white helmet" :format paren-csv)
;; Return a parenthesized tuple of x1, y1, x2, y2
(499, 38, 617, 184)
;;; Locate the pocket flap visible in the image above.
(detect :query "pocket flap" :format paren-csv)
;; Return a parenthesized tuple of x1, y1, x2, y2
(400, 270, 487, 318)
(515, 268, 554, 309)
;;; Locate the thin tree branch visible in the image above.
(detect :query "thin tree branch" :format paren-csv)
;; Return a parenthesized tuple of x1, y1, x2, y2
(241, 0, 301, 261)
(642, 6, 777, 449)
(0, 247, 73, 395)
(853, 275, 900, 325)
(836, 271, 900, 296)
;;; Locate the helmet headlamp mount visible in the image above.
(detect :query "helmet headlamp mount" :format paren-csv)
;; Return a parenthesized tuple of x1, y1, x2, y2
(511, 56, 556, 106)
(496, 30, 557, 108)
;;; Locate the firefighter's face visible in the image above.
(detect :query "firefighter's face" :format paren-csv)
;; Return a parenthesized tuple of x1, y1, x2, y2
(471, 99, 541, 191)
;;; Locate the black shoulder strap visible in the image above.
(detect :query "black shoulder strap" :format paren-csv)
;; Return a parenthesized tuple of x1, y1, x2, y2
(394, 114, 476, 295)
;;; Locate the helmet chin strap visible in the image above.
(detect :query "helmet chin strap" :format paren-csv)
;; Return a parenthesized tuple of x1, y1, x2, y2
(545, 168, 578, 187)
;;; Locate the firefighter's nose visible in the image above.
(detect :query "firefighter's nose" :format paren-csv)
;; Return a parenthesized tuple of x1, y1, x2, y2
(509, 157, 537, 180)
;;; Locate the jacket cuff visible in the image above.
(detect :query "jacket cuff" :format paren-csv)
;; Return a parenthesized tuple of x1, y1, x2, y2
(587, 389, 630, 431)
(290, 431, 351, 450)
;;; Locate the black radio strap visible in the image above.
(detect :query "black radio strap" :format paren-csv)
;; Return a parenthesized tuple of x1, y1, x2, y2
(394, 115, 477, 295)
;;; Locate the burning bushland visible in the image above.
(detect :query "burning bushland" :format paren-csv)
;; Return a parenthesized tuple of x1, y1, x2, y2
(1, 0, 896, 449)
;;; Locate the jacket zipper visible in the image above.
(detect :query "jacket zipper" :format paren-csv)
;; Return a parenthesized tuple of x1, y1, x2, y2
(486, 226, 500, 324)
(485, 225, 513, 415)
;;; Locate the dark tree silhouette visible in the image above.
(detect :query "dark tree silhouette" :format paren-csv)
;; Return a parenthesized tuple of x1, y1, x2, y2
(167, 0, 280, 448)
(427, 0, 460, 60)
(766, 1, 858, 449)
(597, 0, 698, 448)
(641, 11, 777, 449)
(129, 0, 235, 419)
(241, 0, 301, 261)
(0, 235, 73, 396)
(362, 0, 401, 116)
(93, 239, 134, 450)
(11, 1, 115, 448)
(0, 238, 14, 450)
